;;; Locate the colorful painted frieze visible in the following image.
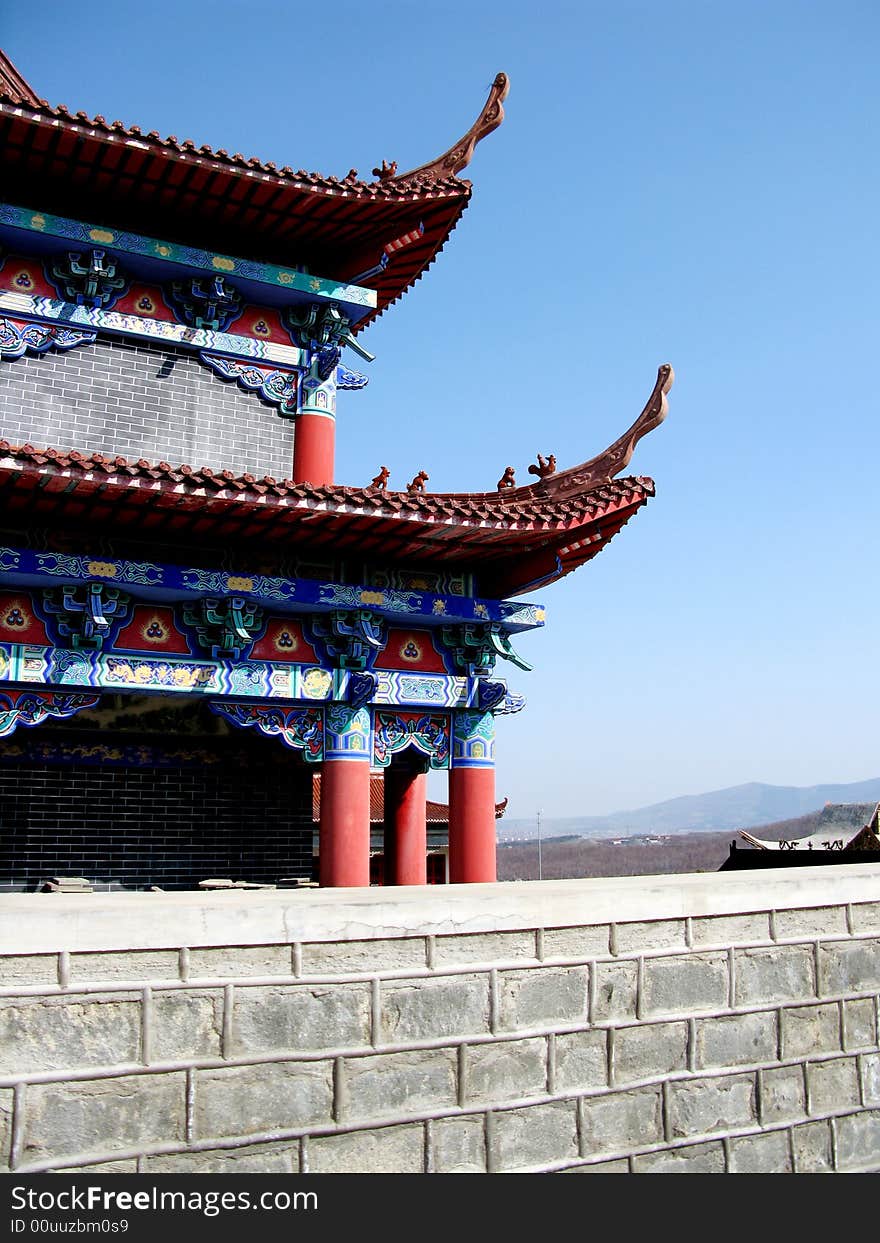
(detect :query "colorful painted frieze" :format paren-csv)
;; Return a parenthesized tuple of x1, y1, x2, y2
(0, 547, 545, 634)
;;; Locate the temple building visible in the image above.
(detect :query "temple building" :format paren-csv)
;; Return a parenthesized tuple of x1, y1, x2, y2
(0, 51, 672, 891)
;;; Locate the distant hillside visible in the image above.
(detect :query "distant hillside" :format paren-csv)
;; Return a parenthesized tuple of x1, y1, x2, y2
(499, 778, 880, 841)
(497, 809, 851, 881)
(499, 831, 734, 880)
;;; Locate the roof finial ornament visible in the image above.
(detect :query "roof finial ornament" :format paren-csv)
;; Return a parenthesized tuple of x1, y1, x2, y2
(497, 466, 516, 490)
(406, 470, 429, 493)
(534, 364, 674, 499)
(369, 466, 390, 490)
(379, 71, 510, 185)
(528, 453, 556, 480)
(371, 159, 398, 180)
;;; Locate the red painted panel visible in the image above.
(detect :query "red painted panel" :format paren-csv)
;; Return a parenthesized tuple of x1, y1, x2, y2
(250, 619, 319, 664)
(226, 305, 292, 346)
(113, 284, 171, 319)
(114, 605, 191, 655)
(374, 628, 447, 674)
(0, 256, 55, 299)
(0, 592, 50, 645)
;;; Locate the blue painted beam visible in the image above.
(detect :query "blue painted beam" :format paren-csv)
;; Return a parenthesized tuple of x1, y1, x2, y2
(0, 203, 376, 319)
(0, 547, 546, 633)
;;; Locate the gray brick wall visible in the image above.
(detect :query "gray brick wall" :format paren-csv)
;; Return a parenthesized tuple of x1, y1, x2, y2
(4, 897, 880, 1173)
(0, 336, 295, 479)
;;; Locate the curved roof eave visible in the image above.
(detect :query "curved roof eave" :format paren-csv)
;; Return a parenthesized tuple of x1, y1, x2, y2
(0, 51, 509, 325)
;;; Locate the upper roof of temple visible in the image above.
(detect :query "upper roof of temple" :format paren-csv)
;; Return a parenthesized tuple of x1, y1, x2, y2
(0, 49, 508, 330)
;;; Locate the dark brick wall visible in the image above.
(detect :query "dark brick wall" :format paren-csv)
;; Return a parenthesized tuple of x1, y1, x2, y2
(0, 335, 295, 478)
(0, 731, 314, 892)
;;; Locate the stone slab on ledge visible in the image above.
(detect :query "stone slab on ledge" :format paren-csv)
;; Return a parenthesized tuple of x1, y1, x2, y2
(2, 865, 880, 955)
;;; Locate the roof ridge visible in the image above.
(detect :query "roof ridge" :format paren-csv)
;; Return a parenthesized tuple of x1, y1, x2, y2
(0, 438, 657, 511)
(0, 89, 469, 200)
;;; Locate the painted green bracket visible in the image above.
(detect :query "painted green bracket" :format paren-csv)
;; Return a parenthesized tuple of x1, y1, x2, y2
(307, 609, 387, 671)
(441, 623, 533, 678)
(182, 597, 264, 661)
(41, 583, 131, 650)
(488, 627, 533, 671)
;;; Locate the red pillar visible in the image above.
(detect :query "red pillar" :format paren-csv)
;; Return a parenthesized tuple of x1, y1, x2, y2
(448, 766, 497, 883)
(292, 412, 335, 487)
(319, 758, 371, 887)
(385, 766, 428, 886)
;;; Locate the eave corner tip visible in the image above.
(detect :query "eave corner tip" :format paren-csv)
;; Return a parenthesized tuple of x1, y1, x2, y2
(523, 363, 674, 500)
(383, 71, 510, 186)
(656, 363, 674, 423)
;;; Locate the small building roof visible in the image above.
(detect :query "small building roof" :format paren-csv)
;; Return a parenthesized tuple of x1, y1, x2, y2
(740, 802, 880, 851)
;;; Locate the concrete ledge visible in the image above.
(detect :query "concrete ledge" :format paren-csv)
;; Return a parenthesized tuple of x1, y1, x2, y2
(2, 865, 880, 955)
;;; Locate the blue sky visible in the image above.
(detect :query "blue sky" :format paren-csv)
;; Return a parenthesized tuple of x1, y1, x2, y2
(5, 2, 879, 818)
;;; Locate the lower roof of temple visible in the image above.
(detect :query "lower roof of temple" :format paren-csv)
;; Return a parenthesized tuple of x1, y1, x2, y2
(0, 365, 671, 599)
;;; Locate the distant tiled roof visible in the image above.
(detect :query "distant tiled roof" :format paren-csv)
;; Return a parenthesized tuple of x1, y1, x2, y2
(740, 802, 880, 852)
(816, 802, 878, 832)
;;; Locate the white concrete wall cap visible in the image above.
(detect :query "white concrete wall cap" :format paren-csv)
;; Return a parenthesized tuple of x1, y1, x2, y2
(2, 866, 880, 955)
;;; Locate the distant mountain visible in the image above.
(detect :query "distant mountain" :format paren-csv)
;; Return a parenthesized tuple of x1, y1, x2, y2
(500, 778, 880, 841)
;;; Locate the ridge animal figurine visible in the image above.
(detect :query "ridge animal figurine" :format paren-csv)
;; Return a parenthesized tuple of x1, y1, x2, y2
(369, 466, 390, 489)
(528, 453, 556, 479)
(406, 470, 429, 493)
(497, 466, 516, 490)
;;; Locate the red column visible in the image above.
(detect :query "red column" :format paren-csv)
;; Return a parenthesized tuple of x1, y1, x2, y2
(448, 766, 497, 883)
(319, 758, 371, 887)
(292, 413, 335, 487)
(385, 766, 427, 886)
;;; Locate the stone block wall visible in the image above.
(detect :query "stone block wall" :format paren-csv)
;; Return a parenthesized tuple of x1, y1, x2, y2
(1, 870, 880, 1172)
(0, 337, 294, 479)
